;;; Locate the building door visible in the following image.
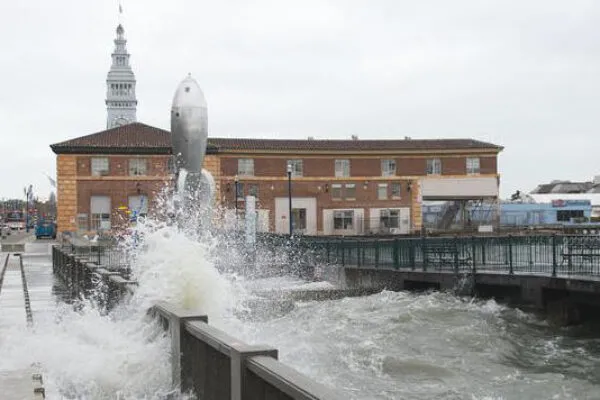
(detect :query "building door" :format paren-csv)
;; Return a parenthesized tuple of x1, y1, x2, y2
(291, 208, 307, 233)
(90, 196, 111, 231)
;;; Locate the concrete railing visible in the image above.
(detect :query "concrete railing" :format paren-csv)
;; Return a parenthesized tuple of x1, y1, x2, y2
(52, 246, 136, 309)
(151, 302, 344, 400)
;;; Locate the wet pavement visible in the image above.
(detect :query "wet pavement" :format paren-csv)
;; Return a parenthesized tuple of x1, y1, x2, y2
(0, 240, 57, 399)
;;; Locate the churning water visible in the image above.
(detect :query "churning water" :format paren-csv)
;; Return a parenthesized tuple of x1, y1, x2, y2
(1, 191, 600, 399)
(224, 291, 600, 399)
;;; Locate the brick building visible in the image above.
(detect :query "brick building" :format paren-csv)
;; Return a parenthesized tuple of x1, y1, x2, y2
(51, 122, 503, 235)
(211, 137, 502, 235)
(50, 123, 172, 234)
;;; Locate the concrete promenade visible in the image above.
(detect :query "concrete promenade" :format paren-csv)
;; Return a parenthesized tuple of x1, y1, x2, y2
(0, 238, 56, 399)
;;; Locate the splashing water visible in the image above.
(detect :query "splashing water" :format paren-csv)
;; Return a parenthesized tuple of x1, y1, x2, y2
(0, 181, 246, 399)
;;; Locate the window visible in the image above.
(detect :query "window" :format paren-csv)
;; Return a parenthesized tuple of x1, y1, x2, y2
(466, 157, 480, 175)
(248, 184, 259, 198)
(335, 159, 350, 177)
(238, 159, 254, 176)
(381, 159, 396, 176)
(167, 157, 175, 174)
(129, 158, 147, 176)
(76, 213, 88, 232)
(391, 183, 401, 198)
(426, 158, 442, 175)
(91, 157, 109, 176)
(287, 160, 303, 177)
(334, 210, 354, 230)
(331, 184, 343, 200)
(380, 209, 400, 228)
(235, 182, 244, 200)
(292, 208, 307, 231)
(90, 196, 111, 230)
(378, 183, 388, 200)
(128, 195, 148, 220)
(345, 184, 356, 200)
(557, 210, 584, 222)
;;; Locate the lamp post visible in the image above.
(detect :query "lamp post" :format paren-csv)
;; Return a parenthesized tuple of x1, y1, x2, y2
(287, 164, 293, 237)
(234, 175, 239, 224)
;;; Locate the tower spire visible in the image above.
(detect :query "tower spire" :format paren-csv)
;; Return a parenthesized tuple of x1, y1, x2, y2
(105, 4, 137, 129)
(118, 0, 123, 24)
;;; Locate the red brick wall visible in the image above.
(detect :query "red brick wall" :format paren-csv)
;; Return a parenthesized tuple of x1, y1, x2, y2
(77, 179, 170, 230)
(441, 157, 464, 175)
(480, 156, 497, 174)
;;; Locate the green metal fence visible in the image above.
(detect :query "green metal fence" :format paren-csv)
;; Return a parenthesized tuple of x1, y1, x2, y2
(264, 234, 600, 278)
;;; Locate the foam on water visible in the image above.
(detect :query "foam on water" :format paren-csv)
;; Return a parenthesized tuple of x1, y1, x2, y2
(221, 290, 600, 400)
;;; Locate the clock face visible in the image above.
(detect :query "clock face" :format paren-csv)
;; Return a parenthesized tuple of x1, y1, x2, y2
(114, 117, 129, 127)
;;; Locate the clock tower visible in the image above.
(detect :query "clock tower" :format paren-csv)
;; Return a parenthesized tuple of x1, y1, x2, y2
(105, 24, 138, 128)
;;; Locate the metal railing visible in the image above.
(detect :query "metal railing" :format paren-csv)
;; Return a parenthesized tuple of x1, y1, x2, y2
(258, 233, 600, 278)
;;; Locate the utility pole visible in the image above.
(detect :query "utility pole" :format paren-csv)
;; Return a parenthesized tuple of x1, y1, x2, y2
(287, 164, 293, 238)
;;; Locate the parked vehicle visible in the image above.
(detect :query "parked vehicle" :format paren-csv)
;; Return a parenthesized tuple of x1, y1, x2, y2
(5, 210, 25, 230)
(35, 220, 56, 239)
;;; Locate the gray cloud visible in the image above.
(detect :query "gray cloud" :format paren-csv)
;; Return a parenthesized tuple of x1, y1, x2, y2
(1, 0, 599, 199)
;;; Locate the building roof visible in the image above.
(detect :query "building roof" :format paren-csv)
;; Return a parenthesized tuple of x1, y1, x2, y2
(531, 181, 597, 194)
(50, 123, 172, 154)
(51, 122, 503, 155)
(206, 138, 502, 153)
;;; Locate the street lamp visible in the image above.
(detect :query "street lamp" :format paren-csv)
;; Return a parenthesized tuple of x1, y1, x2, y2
(287, 163, 293, 237)
(234, 175, 239, 221)
(24, 185, 33, 233)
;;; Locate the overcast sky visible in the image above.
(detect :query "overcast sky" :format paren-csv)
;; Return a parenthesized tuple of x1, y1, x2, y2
(1, 0, 599, 200)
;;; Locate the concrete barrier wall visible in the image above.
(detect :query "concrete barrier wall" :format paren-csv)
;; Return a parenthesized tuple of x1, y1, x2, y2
(1, 243, 25, 253)
(52, 246, 136, 309)
(151, 302, 344, 400)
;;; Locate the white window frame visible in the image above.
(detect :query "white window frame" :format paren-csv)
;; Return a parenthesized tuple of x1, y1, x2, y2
(426, 158, 442, 175)
(91, 157, 109, 176)
(381, 159, 396, 177)
(237, 159, 254, 176)
(466, 157, 480, 175)
(331, 184, 343, 200)
(129, 158, 147, 176)
(287, 159, 303, 177)
(333, 210, 354, 230)
(335, 159, 350, 178)
(378, 183, 388, 200)
(391, 182, 401, 199)
(344, 184, 356, 200)
(90, 195, 111, 230)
